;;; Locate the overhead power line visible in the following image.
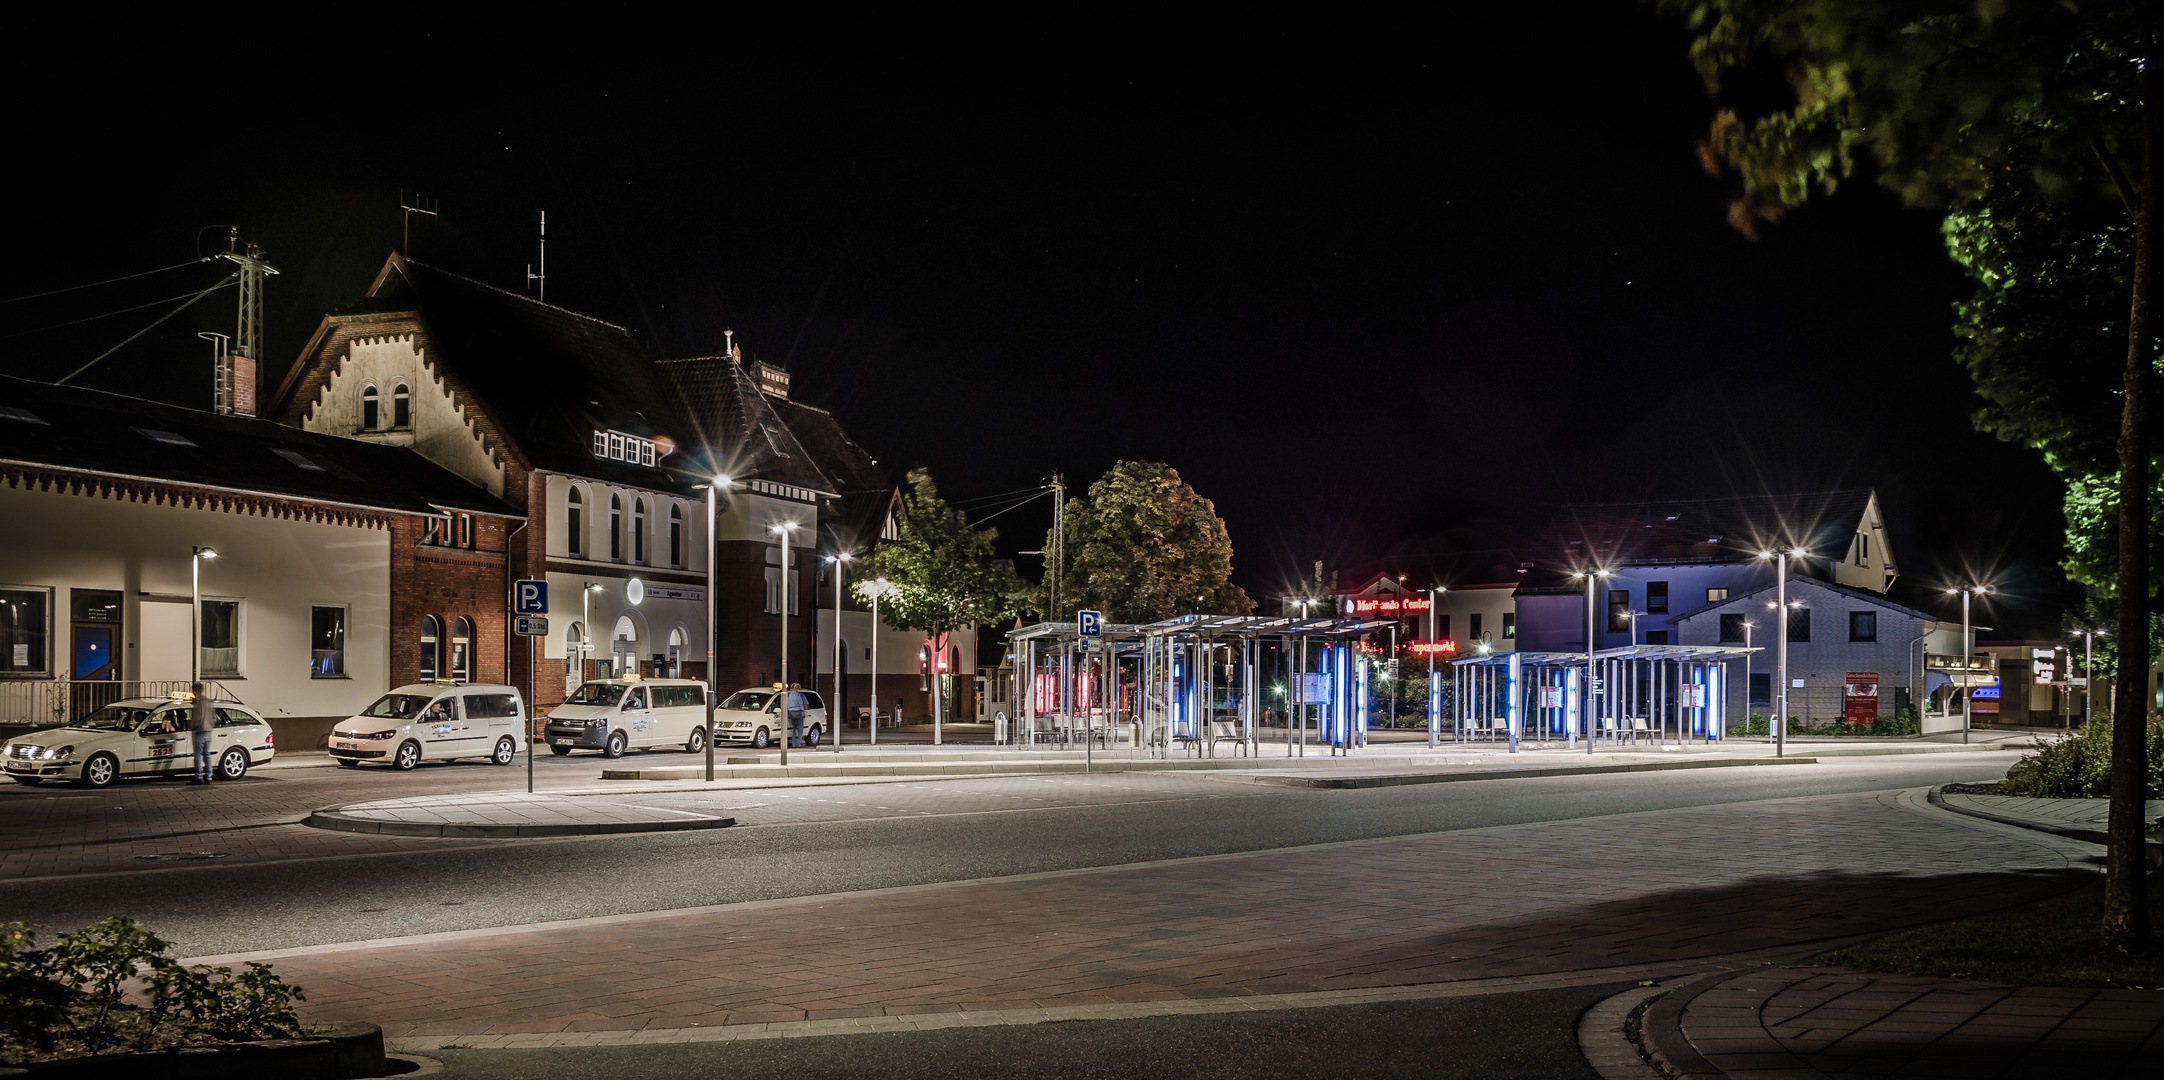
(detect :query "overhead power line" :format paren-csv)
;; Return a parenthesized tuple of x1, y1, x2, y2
(2, 280, 237, 340)
(1, 260, 209, 306)
(56, 272, 239, 386)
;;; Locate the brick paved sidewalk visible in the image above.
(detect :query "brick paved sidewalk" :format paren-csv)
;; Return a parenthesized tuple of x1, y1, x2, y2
(1663, 966, 2164, 1078)
(205, 788, 2094, 1043)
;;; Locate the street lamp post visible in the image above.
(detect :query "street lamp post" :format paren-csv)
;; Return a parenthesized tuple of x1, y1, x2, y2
(828, 551, 851, 753)
(703, 476, 730, 781)
(1945, 584, 1993, 745)
(1741, 619, 1756, 736)
(1571, 568, 1613, 756)
(2076, 628, 2108, 726)
(580, 581, 602, 684)
(1426, 586, 1444, 749)
(1757, 548, 1805, 759)
(190, 546, 218, 685)
(771, 520, 798, 765)
(865, 578, 891, 747)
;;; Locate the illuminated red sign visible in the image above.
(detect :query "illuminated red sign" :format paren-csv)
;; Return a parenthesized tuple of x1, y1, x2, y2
(1408, 640, 1458, 655)
(1349, 597, 1432, 615)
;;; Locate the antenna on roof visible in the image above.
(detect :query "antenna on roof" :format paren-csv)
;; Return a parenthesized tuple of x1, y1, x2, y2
(399, 190, 438, 258)
(525, 211, 547, 302)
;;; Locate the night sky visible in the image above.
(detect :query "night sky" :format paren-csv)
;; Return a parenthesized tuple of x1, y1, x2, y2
(2, 10, 2071, 635)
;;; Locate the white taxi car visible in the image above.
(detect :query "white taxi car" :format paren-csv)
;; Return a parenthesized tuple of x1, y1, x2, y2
(1, 694, 277, 788)
(328, 682, 528, 770)
(713, 686, 828, 748)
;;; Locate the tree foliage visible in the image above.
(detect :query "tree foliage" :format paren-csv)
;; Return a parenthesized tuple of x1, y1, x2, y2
(862, 469, 1027, 646)
(1049, 461, 1255, 624)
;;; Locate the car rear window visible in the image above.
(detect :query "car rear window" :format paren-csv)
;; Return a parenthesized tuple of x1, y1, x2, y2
(216, 708, 256, 727)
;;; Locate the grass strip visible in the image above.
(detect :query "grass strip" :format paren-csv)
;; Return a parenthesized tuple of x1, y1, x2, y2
(1814, 876, 2164, 989)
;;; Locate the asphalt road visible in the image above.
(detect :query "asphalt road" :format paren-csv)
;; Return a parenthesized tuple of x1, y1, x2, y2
(418, 983, 1632, 1080)
(0, 752, 2018, 956)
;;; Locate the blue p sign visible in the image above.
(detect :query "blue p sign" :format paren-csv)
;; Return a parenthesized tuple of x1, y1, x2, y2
(1078, 609, 1102, 638)
(514, 579, 549, 614)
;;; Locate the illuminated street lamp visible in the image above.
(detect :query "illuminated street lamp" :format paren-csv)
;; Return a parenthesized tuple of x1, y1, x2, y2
(190, 546, 218, 684)
(825, 550, 852, 754)
(1757, 548, 1808, 758)
(1569, 567, 1613, 756)
(702, 475, 731, 781)
(1945, 584, 1992, 745)
(2076, 628, 2108, 725)
(770, 519, 799, 765)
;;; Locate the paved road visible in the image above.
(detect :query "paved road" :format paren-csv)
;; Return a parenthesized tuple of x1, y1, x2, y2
(0, 752, 2019, 956)
(420, 982, 1627, 1080)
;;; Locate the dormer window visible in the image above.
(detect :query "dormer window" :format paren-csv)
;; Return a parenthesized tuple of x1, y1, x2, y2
(591, 429, 658, 466)
(361, 386, 380, 430)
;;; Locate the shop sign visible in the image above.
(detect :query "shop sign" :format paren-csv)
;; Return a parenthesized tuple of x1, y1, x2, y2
(1843, 671, 1879, 724)
(1346, 597, 1432, 616)
(1408, 640, 1458, 655)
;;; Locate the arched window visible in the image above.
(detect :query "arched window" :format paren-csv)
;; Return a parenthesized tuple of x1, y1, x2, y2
(566, 487, 584, 556)
(451, 616, 473, 684)
(418, 615, 439, 682)
(610, 494, 624, 561)
(391, 384, 411, 429)
(611, 614, 640, 679)
(667, 626, 686, 678)
(669, 504, 684, 568)
(633, 498, 647, 564)
(361, 385, 380, 431)
(564, 621, 587, 692)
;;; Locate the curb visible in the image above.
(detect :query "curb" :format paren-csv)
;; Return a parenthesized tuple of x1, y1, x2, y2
(1925, 787, 2164, 866)
(304, 809, 735, 838)
(6, 1022, 382, 1079)
(1220, 756, 1818, 789)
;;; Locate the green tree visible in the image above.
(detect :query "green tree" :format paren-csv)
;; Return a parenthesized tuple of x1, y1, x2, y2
(1665, 0, 2161, 949)
(1048, 461, 1255, 624)
(861, 469, 1026, 729)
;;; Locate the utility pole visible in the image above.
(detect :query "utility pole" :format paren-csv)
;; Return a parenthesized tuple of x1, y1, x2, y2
(526, 212, 547, 302)
(215, 229, 277, 417)
(1047, 473, 1066, 620)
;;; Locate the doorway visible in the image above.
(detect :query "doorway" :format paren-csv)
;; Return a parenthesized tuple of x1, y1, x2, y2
(70, 588, 122, 719)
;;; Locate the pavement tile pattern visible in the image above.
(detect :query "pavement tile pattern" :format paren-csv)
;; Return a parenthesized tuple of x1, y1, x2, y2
(239, 790, 2089, 1041)
(1681, 967, 2164, 1079)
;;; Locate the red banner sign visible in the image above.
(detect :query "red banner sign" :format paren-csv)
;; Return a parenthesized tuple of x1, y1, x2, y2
(1843, 671, 1879, 724)
(1408, 640, 1458, 655)
(1349, 597, 1431, 616)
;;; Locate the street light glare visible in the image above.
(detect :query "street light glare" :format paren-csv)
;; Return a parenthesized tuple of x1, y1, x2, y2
(195, 546, 218, 559)
(713, 474, 732, 488)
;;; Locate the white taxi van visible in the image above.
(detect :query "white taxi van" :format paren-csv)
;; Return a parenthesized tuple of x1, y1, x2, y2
(713, 685, 828, 748)
(2, 693, 277, 788)
(327, 682, 527, 770)
(543, 676, 711, 758)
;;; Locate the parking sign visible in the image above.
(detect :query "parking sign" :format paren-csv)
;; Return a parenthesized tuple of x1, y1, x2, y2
(514, 579, 549, 614)
(1078, 610, 1102, 638)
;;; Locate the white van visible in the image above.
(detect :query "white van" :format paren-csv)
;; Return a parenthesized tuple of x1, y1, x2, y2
(328, 683, 528, 770)
(543, 676, 711, 758)
(713, 686, 828, 749)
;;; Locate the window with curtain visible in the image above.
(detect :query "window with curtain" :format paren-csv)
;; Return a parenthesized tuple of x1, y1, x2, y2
(199, 600, 240, 677)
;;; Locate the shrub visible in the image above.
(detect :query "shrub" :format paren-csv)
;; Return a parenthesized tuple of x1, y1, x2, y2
(0, 916, 304, 1064)
(2002, 713, 2164, 798)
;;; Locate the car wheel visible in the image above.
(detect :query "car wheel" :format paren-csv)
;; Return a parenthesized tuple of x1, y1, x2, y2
(393, 741, 422, 771)
(79, 752, 119, 789)
(335, 759, 360, 768)
(805, 725, 821, 748)
(686, 727, 706, 754)
(215, 747, 249, 781)
(751, 726, 770, 749)
(10, 776, 41, 786)
(603, 731, 628, 759)
(548, 745, 572, 757)
(491, 737, 516, 766)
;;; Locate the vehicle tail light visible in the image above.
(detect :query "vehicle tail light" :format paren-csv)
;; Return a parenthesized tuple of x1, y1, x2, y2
(264, 733, 275, 744)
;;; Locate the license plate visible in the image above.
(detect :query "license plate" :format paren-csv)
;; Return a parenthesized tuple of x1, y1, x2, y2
(550, 738, 572, 746)
(332, 740, 353, 749)
(3, 763, 28, 772)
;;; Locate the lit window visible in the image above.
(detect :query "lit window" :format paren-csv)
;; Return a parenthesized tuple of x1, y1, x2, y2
(1501, 613, 1515, 639)
(200, 600, 240, 677)
(1707, 587, 1729, 603)
(392, 384, 410, 429)
(452, 616, 473, 684)
(419, 615, 440, 682)
(311, 606, 346, 678)
(2, 587, 53, 675)
(361, 386, 379, 430)
(1607, 590, 1630, 633)
(567, 487, 584, 556)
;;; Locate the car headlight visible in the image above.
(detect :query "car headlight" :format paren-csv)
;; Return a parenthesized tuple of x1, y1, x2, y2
(368, 729, 399, 741)
(40, 745, 73, 761)
(586, 718, 608, 728)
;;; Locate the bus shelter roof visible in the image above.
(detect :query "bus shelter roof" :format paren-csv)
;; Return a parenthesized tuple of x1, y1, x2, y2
(1448, 643, 1761, 668)
(1006, 614, 1400, 645)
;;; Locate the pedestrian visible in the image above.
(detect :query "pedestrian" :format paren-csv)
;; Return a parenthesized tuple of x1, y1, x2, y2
(189, 681, 215, 785)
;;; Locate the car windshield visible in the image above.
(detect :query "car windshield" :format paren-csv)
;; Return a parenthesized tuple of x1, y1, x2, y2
(564, 683, 627, 706)
(720, 691, 774, 712)
(360, 694, 435, 719)
(71, 705, 160, 731)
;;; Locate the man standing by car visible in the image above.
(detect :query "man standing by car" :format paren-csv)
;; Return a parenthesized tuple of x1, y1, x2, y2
(189, 683, 215, 785)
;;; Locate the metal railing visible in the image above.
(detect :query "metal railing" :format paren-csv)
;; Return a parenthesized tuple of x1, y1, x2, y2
(0, 680, 243, 728)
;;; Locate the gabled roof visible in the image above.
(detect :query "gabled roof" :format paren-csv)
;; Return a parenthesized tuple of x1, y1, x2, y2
(0, 374, 518, 518)
(1539, 489, 1880, 569)
(655, 354, 834, 493)
(1667, 575, 1941, 626)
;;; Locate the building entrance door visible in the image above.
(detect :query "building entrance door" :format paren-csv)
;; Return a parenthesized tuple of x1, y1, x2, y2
(69, 589, 123, 720)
